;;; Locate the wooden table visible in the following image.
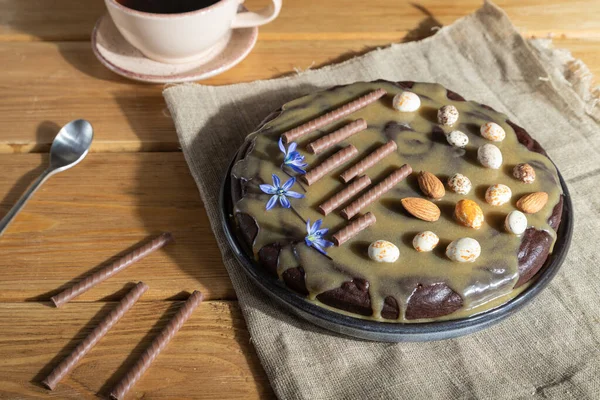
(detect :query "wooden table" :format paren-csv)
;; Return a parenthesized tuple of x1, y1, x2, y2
(0, 0, 597, 398)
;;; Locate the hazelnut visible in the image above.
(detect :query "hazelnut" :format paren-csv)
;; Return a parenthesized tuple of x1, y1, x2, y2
(480, 122, 506, 142)
(446, 130, 469, 148)
(447, 173, 472, 195)
(485, 184, 512, 206)
(412, 231, 439, 252)
(368, 240, 400, 263)
(392, 91, 421, 112)
(513, 163, 536, 184)
(437, 105, 459, 126)
(505, 211, 528, 235)
(455, 199, 484, 229)
(446, 238, 481, 263)
(477, 144, 503, 169)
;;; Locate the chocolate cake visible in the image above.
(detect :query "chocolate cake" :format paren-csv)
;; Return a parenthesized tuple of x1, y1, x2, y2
(230, 81, 563, 322)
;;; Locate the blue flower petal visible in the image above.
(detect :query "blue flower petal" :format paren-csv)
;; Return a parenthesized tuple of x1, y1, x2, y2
(311, 242, 327, 255)
(278, 138, 286, 155)
(265, 195, 278, 210)
(259, 184, 277, 194)
(279, 195, 291, 208)
(312, 219, 323, 233)
(318, 238, 334, 248)
(307, 220, 315, 235)
(272, 174, 281, 188)
(282, 177, 296, 191)
(288, 142, 297, 154)
(288, 164, 307, 175)
(285, 190, 304, 199)
(289, 152, 305, 164)
(315, 228, 329, 236)
(305, 238, 312, 248)
(305, 219, 333, 255)
(293, 160, 309, 168)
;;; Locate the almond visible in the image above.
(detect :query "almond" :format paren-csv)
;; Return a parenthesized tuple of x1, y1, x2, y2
(454, 199, 484, 229)
(401, 197, 441, 222)
(417, 171, 445, 200)
(516, 192, 548, 214)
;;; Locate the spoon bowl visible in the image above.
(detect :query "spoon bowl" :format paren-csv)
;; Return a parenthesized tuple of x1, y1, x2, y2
(49, 119, 94, 172)
(0, 119, 94, 236)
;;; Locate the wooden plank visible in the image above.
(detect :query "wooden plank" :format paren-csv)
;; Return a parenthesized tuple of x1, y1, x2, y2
(0, 300, 273, 399)
(1, 0, 599, 42)
(0, 39, 388, 153)
(0, 38, 598, 153)
(0, 152, 238, 302)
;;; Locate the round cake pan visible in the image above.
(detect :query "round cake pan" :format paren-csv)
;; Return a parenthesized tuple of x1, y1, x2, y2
(220, 155, 573, 342)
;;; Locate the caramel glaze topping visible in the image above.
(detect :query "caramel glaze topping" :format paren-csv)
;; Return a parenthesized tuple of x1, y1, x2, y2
(231, 81, 563, 322)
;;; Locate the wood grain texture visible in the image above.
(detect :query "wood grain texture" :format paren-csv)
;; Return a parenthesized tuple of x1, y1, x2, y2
(0, 152, 236, 302)
(0, 1, 597, 398)
(0, 38, 597, 153)
(1, 0, 599, 42)
(0, 301, 273, 399)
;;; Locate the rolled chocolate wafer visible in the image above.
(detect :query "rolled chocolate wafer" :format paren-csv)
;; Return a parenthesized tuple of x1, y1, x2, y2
(51, 233, 173, 308)
(306, 119, 367, 154)
(318, 175, 371, 216)
(333, 212, 376, 246)
(42, 282, 148, 390)
(281, 89, 387, 144)
(341, 164, 413, 220)
(302, 145, 358, 186)
(340, 141, 398, 183)
(109, 290, 204, 400)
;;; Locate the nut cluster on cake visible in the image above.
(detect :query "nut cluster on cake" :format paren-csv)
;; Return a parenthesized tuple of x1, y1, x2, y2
(271, 88, 549, 265)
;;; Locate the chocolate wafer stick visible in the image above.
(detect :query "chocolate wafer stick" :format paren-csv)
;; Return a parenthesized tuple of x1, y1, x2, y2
(306, 119, 367, 154)
(333, 212, 376, 246)
(341, 164, 413, 220)
(318, 175, 371, 216)
(109, 290, 204, 400)
(340, 141, 398, 183)
(42, 282, 148, 390)
(302, 145, 358, 186)
(51, 233, 173, 308)
(281, 89, 387, 144)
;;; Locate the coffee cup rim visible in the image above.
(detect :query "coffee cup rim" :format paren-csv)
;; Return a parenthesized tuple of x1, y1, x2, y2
(106, 0, 230, 18)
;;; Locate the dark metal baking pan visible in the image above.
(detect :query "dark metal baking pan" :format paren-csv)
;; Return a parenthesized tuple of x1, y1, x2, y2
(220, 155, 573, 342)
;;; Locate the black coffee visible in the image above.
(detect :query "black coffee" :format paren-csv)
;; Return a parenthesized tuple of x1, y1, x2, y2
(117, 0, 220, 14)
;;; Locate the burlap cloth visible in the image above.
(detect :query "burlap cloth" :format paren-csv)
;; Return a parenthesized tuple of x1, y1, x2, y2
(163, 2, 600, 398)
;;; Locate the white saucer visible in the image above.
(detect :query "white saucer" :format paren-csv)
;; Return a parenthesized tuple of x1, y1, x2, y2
(91, 14, 258, 84)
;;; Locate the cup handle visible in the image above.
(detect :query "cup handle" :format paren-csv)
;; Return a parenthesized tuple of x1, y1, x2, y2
(231, 0, 282, 28)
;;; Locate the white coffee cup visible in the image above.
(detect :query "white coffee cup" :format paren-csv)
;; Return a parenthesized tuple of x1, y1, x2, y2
(105, 0, 282, 64)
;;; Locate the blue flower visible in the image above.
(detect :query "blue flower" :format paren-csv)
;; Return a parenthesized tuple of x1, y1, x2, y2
(279, 138, 308, 175)
(304, 219, 334, 255)
(259, 174, 305, 210)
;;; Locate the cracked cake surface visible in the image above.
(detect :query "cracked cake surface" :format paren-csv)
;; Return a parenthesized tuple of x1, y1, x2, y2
(229, 80, 563, 322)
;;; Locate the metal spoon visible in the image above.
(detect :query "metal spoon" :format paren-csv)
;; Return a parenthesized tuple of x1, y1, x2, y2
(0, 119, 94, 237)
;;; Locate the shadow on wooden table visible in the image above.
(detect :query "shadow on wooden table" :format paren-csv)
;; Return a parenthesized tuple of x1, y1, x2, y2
(112, 91, 239, 302)
(0, 121, 58, 219)
(2, 0, 104, 41)
(2, 0, 126, 82)
(112, 81, 325, 397)
(30, 297, 125, 387)
(31, 236, 165, 303)
(57, 41, 128, 83)
(96, 297, 184, 397)
(271, 3, 443, 79)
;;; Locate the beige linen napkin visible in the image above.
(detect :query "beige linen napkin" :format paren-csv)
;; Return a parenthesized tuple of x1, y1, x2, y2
(164, 2, 600, 398)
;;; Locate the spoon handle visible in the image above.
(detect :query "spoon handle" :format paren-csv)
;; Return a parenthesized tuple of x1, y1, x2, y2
(0, 169, 53, 237)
